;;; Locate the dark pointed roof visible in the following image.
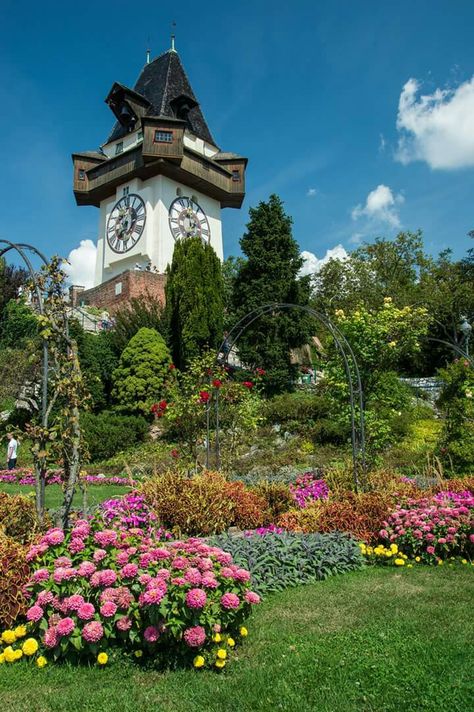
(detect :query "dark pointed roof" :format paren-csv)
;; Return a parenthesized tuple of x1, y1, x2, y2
(106, 50, 216, 146)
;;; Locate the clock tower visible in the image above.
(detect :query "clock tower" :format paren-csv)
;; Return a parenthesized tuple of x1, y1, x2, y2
(72, 41, 247, 309)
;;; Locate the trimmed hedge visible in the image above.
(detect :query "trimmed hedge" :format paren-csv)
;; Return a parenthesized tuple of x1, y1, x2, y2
(81, 411, 149, 462)
(211, 531, 364, 596)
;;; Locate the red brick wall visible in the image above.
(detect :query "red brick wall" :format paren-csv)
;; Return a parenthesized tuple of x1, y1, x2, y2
(77, 270, 167, 313)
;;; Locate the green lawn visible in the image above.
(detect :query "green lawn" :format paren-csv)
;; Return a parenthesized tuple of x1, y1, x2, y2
(0, 483, 130, 509)
(0, 566, 472, 712)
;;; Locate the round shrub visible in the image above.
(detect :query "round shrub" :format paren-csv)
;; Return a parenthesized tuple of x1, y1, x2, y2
(22, 521, 259, 668)
(81, 411, 149, 462)
(0, 491, 43, 544)
(251, 481, 294, 521)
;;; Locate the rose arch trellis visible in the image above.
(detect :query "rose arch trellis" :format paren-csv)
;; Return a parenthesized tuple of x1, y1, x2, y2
(207, 303, 367, 491)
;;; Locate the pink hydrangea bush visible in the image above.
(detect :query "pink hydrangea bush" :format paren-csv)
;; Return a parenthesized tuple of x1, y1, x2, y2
(290, 473, 329, 509)
(379, 490, 474, 563)
(24, 519, 259, 667)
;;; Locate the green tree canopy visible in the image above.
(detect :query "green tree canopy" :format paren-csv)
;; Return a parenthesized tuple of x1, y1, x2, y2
(112, 327, 172, 415)
(231, 194, 311, 393)
(165, 237, 224, 369)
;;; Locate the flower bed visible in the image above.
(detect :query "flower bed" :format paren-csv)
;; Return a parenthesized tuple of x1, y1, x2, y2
(0, 519, 259, 670)
(378, 490, 473, 563)
(0, 469, 135, 487)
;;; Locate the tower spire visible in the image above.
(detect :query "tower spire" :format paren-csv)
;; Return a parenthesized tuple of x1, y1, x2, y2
(170, 21, 177, 52)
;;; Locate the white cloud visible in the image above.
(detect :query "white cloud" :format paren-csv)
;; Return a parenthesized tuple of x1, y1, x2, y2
(352, 184, 404, 228)
(396, 76, 474, 169)
(299, 245, 348, 277)
(62, 239, 97, 289)
(306, 188, 317, 197)
(379, 134, 386, 152)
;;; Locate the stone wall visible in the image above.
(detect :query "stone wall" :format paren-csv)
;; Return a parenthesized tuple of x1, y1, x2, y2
(73, 270, 167, 313)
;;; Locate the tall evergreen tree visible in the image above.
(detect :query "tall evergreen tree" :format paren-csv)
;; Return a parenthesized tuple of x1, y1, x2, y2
(165, 237, 224, 368)
(232, 194, 311, 393)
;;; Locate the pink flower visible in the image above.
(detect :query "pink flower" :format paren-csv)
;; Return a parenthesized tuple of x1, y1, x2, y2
(120, 563, 138, 579)
(82, 621, 104, 643)
(184, 568, 202, 585)
(220, 567, 234, 579)
(116, 551, 130, 566)
(94, 529, 118, 547)
(46, 528, 65, 546)
(144, 625, 160, 643)
(183, 625, 206, 647)
(57, 617, 75, 637)
(470, 534, 474, 543)
(93, 549, 107, 563)
(37, 590, 54, 607)
(171, 556, 187, 570)
(77, 603, 95, 620)
(65, 594, 85, 611)
(69, 538, 85, 554)
(426, 546, 435, 555)
(141, 588, 165, 606)
(26, 605, 44, 622)
(43, 627, 58, 648)
(116, 616, 132, 632)
(245, 591, 260, 605)
(100, 601, 117, 618)
(438, 538, 447, 544)
(115, 587, 134, 609)
(213, 623, 221, 633)
(33, 568, 50, 583)
(221, 593, 240, 610)
(235, 568, 251, 582)
(186, 588, 207, 609)
(77, 561, 96, 577)
(201, 575, 218, 589)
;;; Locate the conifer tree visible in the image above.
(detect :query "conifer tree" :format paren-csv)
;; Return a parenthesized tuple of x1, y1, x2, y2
(232, 194, 311, 393)
(165, 237, 224, 368)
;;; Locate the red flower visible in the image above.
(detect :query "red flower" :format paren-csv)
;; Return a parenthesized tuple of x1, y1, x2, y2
(169, 363, 176, 370)
(159, 400, 168, 411)
(171, 449, 179, 459)
(212, 379, 222, 389)
(242, 381, 254, 389)
(199, 390, 211, 403)
(255, 368, 266, 376)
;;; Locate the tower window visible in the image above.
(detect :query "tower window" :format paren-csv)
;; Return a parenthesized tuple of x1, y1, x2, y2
(154, 130, 173, 143)
(78, 169, 86, 181)
(232, 170, 240, 182)
(115, 142, 124, 155)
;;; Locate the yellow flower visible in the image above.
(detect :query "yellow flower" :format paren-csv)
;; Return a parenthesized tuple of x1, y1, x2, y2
(335, 309, 345, 318)
(384, 296, 392, 303)
(385, 551, 392, 558)
(193, 655, 205, 668)
(36, 656, 47, 668)
(366, 546, 373, 556)
(215, 659, 226, 669)
(239, 627, 248, 637)
(438, 560, 443, 566)
(461, 559, 468, 565)
(401, 554, 408, 560)
(217, 649, 227, 660)
(3, 646, 16, 663)
(394, 558, 405, 566)
(212, 633, 222, 643)
(388, 341, 397, 348)
(227, 637, 235, 647)
(13, 649, 23, 661)
(390, 544, 398, 554)
(14, 626, 27, 639)
(97, 652, 108, 665)
(0, 654, 5, 664)
(134, 650, 143, 658)
(22, 638, 39, 656)
(1, 630, 16, 645)
(415, 556, 421, 562)
(407, 564, 413, 568)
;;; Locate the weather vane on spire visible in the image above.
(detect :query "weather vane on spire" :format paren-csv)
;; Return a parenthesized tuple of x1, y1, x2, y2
(171, 21, 176, 52)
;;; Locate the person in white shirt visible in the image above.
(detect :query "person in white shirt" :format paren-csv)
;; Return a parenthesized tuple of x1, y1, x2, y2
(6, 433, 18, 471)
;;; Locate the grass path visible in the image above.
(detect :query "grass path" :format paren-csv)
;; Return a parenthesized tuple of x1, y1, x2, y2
(0, 566, 472, 711)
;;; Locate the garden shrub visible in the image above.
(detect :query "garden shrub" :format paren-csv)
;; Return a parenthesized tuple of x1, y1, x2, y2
(10, 521, 260, 669)
(99, 492, 172, 539)
(263, 391, 330, 429)
(211, 531, 364, 596)
(81, 411, 149, 462)
(140, 471, 234, 536)
(430, 477, 474, 494)
(0, 491, 43, 544)
(140, 471, 268, 535)
(379, 490, 474, 562)
(0, 532, 29, 628)
(437, 358, 474, 473)
(251, 481, 294, 521)
(278, 491, 393, 543)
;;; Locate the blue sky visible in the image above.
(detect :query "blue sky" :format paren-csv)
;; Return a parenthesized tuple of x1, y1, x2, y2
(1, 0, 474, 280)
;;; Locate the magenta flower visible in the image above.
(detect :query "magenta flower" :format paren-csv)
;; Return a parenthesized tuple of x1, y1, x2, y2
(82, 621, 104, 643)
(245, 591, 261, 604)
(65, 594, 85, 612)
(26, 605, 44, 622)
(100, 601, 117, 618)
(56, 617, 75, 637)
(186, 588, 207, 609)
(77, 603, 95, 620)
(77, 561, 96, 577)
(43, 626, 58, 648)
(116, 616, 132, 632)
(144, 625, 160, 643)
(183, 625, 206, 647)
(120, 563, 139, 579)
(220, 593, 240, 610)
(32, 568, 50, 583)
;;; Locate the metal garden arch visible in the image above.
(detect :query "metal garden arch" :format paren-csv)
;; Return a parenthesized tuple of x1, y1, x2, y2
(207, 303, 367, 490)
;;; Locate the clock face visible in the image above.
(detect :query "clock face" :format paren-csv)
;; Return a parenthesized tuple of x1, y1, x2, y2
(168, 197, 210, 242)
(106, 194, 146, 253)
